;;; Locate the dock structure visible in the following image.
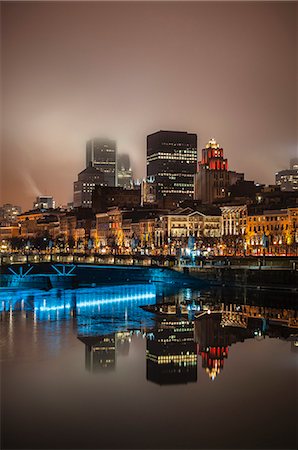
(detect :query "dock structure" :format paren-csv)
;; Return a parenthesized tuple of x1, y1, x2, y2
(0, 261, 206, 290)
(1, 254, 298, 290)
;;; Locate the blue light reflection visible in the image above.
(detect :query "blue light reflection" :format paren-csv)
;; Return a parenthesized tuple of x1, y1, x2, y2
(0, 284, 157, 335)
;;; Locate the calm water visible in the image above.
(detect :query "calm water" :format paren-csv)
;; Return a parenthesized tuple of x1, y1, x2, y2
(1, 284, 297, 449)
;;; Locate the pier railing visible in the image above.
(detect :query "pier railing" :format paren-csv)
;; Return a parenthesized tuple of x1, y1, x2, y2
(1, 252, 298, 270)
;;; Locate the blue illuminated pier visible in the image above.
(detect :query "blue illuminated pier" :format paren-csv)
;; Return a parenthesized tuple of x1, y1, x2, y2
(0, 262, 205, 289)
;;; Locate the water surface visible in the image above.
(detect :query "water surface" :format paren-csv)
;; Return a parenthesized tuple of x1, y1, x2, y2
(1, 284, 297, 449)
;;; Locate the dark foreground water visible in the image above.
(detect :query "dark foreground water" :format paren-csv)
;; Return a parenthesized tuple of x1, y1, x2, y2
(1, 284, 297, 449)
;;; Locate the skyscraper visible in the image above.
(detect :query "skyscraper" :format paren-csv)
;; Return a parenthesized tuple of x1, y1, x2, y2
(86, 138, 117, 187)
(146, 130, 197, 202)
(194, 138, 244, 204)
(73, 166, 104, 208)
(117, 153, 133, 189)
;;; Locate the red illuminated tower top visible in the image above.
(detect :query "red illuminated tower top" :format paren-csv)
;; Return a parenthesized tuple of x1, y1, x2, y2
(198, 138, 228, 171)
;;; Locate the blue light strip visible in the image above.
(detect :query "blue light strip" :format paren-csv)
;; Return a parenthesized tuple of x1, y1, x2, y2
(36, 303, 72, 312)
(77, 292, 155, 308)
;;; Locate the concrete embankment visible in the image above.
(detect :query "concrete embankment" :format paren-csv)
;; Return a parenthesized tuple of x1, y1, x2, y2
(1, 260, 297, 291)
(177, 266, 298, 291)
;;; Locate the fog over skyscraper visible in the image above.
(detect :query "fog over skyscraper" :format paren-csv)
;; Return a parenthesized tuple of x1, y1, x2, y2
(86, 138, 117, 187)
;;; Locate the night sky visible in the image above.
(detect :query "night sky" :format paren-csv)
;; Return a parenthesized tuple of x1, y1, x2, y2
(1, 1, 297, 210)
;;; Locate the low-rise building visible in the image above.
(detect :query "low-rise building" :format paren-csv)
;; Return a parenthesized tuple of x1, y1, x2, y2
(220, 205, 247, 236)
(0, 225, 20, 240)
(18, 210, 60, 238)
(246, 207, 298, 255)
(0, 203, 22, 224)
(161, 207, 222, 241)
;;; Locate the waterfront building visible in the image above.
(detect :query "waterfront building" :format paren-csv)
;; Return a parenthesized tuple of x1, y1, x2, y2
(160, 207, 222, 249)
(86, 138, 116, 187)
(0, 203, 22, 224)
(59, 208, 95, 246)
(220, 205, 248, 255)
(147, 130, 197, 202)
(95, 207, 164, 251)
(275, 159, 298, 192)
(73, 166, 104, 208)
(220, 205, 248, 236)
(194, 138, 244, 204)
(138, 215, 163, 249)
(0, 225, 20, 240)
(245, 207, 298, 255)
(33, 196, 55, 210)
(17, 210, 60, 239)
(117, 154, 133, 189)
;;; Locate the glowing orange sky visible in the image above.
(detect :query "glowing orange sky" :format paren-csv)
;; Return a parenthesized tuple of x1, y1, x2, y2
(1, 1, 297, 210)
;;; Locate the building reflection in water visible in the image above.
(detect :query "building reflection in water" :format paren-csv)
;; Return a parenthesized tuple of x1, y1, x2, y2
(146, 318, 197, 385)
(1, 284, 297, 383)
(78, 331, 132, 372)
(78, 334, 116, 372)
(194, 304, 298, 380)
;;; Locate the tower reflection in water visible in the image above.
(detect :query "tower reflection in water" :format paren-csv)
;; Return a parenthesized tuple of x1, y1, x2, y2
(1, 284, 297, 383)
(146, 319, 197, 385)
(78, 331, 132, 372)
(143, 303, 297, 384)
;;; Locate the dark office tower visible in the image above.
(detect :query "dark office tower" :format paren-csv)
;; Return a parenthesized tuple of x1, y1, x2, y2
(147, 130, 197, 202)
(73, 166, 104, 208)
(86, 138, 116, 187)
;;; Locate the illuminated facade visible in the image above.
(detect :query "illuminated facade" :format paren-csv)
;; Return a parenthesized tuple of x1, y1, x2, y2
(0, 203, 22, 224)
(0, 226, 20, 240)
(141, 177, 157, 206)
(59, 210, 95, 246)
(86, 138, 117, 187)
(246, 207, 298, 255)
(147, 130, 197, 201)
(33, 196, 55, 210)
(220, 205, 247, 236)
(194, 138, 244, 204)
(160, 207, 222, 244)
(18, 211, 60, 239)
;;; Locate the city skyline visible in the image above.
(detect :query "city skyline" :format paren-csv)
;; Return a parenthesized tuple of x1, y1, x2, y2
(1, 1, 297, 210)
(1, 4, 297, 450)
